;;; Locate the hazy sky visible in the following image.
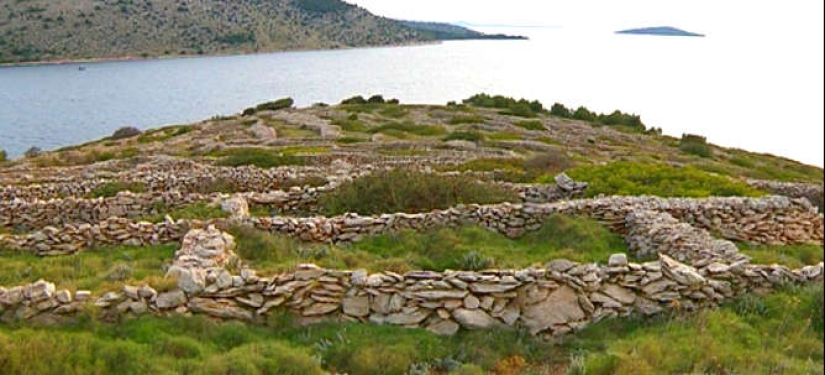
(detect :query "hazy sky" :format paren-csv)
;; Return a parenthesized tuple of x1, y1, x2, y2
(346, 1, 824, 167)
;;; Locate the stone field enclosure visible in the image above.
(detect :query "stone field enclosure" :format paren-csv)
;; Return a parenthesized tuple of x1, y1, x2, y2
(0, 95, 823, 375)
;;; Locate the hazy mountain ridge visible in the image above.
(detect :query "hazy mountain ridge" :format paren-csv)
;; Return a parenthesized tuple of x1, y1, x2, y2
(399, 20, 526, 40)
(0, 0, 428, 64)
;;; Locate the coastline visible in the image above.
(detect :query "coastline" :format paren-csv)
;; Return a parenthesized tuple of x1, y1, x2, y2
(0, 40, 453, 68)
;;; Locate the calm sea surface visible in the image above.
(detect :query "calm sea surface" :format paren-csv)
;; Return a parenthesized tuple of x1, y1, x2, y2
(1, 28, 822, 166)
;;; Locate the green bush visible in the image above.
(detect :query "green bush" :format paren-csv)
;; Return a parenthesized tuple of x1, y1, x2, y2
(550, 103, 572, 118)
(341, 95, 367, 105)
(215, 148, 305, 169)
(110, 126, 142, 140)
(561, 162, 765, 198)
(88, 181, 147, 198)
(679, 133, 713, 158)
(0, 149, 6, 163)
(447, 115, 486, 125)
(513, 120, 545, 131)
(443, 131, 485, 143)
(367, 95, 385, 104)
(571, 106, 598, 122)
(576, 284, 824, 374)
(242, 98, 294, 116)
(368, 122, 446, 138)
(201, 342, 324, 375)
(463, 93, 545, 117)
(319, 169, 520, 216)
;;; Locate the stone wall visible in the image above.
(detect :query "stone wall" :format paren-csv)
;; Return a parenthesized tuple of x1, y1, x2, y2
(747, 179, 824, 210)
(2, 195, 821, 257)
(2, 225, 822, 337)
(0, 173, 585, 231)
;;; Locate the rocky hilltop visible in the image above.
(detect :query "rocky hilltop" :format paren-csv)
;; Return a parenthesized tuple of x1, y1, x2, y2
(0, 94, 823, 374)
(0, 0, 447, 64)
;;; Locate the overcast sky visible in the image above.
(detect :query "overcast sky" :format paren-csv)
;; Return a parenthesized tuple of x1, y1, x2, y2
(346, 1, 824, 166)
(347, 0, 822, 34)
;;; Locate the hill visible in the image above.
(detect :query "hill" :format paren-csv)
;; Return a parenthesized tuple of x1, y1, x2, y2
(0, 0, 429, 64)
(616, 26, 705, 37)
(399, 20, 527, 40)
(0, 94, 822, 374)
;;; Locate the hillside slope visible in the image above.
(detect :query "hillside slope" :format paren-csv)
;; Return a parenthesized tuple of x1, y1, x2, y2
(0, 0, 427, 64)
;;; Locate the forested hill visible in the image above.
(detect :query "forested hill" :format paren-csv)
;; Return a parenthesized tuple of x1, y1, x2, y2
(0, 0, 429, 64)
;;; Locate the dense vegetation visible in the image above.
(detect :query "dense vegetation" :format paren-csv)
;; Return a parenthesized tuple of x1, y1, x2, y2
(549, 102, 648, 133)
(559, 162, 766, 198)
(214, 148, 305, 169)
(463, 94, 546, 118)
(0, 0, 427, 64)
(319, 169, 519, 216)
(230, 214, 631, 273)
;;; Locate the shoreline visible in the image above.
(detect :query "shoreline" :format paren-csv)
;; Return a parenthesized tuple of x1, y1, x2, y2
(0, 39, 454, 68)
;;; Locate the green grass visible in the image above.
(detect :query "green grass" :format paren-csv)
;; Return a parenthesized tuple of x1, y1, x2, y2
(141, 202, 228, 223)
(569, 284, 824, 375)
(368, 122, 447, 138)
(738, 243, 824, 269)
(513, 120, 546, 131)
(318, 169, 519, 216)
(87, 181, 147, 198)
(485, 131, 523, 141)
(330, 118, 369, 132)
(447, 115, 486, 125)
(443, 131, 485, 143)
(560, 162, 766, 198)
(214, 148, 305, 169)
(277, 146, 330, 156)
(2, 283, 819, 375)
(137, 125, 192, 144)
(0, 244, 177, 294)
(231, 214, 631, 274)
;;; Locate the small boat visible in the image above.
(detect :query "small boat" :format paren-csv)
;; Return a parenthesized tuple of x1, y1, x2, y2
(78, 66, 86, 71)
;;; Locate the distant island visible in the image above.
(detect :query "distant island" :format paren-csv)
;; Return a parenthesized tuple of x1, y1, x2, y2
(616, 26, 705, 37)
(0, 0, 523, 65)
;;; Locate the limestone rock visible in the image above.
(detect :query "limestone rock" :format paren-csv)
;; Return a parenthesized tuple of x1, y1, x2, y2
(156, 290, 187, 309)
(521, 286, 584, 335)
(452, 308, 499, 329)
(426, 319, 460, 335)
(342, 296, 370, 317)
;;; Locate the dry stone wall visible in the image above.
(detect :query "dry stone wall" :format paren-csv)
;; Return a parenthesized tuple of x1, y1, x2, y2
(2, 225, 822, 338)
(0, 172, 585, 231)
(2, 196, 822, 256)
(747, 179, 824, 209)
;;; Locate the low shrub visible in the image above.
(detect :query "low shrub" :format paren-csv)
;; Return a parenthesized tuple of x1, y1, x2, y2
(447, 115, 486, 125)
(242, 97, 294, 116)
(215, 148, 305, 169)
(443, 131, 485, 143)
(512, 120, 545, 131)
(463, 93, 545, 117)
(88, 181, 147, 198)
(0, 149, 6, 163)
(367, 94, 385, 104)
(341, 95, 367, 105)
(368, 122, 446, 138)
(679, 133, 713, 158)
(24, 146, 42, 158)
(319, 169, 519, 216)
(561, 162, 765, 197)
(110, 126, 142, 140)
(331, 118, 369, 132)
(550, 102, 572, 118)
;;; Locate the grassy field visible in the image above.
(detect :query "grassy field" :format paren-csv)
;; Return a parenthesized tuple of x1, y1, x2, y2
(0, 284, 820, 375)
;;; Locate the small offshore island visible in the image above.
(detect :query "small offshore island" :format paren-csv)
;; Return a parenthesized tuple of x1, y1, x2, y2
(616, 26, 705, 37)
